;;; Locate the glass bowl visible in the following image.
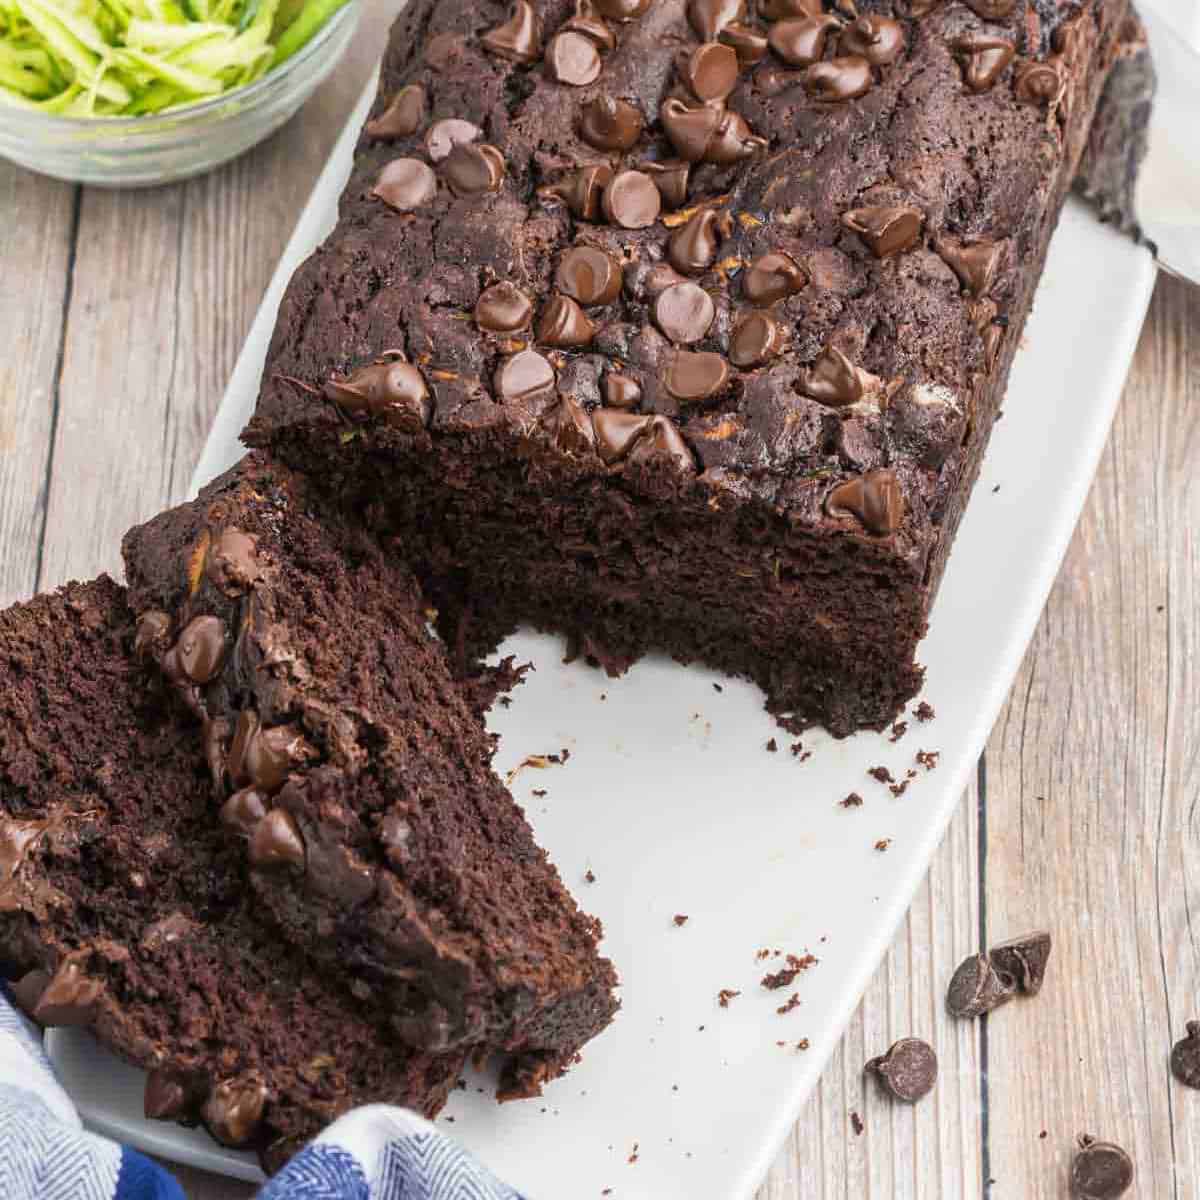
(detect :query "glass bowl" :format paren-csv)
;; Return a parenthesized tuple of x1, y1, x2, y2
(0, 1, 362, 188)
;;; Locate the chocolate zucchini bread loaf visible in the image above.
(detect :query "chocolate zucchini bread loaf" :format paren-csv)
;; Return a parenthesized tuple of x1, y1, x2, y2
(244, 0, 1132, 736)
(121, 455, 618, 1098)
(0, 577, 464, 1173)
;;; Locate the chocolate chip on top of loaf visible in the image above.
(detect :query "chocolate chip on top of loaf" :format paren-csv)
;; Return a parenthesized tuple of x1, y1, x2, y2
(246, 0, 1130, 736)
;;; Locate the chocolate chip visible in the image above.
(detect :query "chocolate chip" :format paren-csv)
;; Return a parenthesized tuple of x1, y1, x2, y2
(730, 310, 785, 367)
(9, 969, 49, 1018)
(644, 160, 690, 210)
(663, 350, 729, 402)
(743, 251, 806, 305)
(424, 117, 481, 163)
(841, 205, 924, 258)
(476, 281, 534, 333)
(688, 0, 743, 40)
(563, 1, 617, 51)
(228, 709, 258, 783)
(988, 930, 1051, 995)
(1014, 59, 1063, 104)
(423, 31, 464, 71)
(934, 235, 1004, 298)
(144, 1069, 191, 1121)
(33, 959, 102, 1028)
(602, 372, 642, 409)
(637, 260, 690, 298)
(538, 294, 597, 347)
(719, 22, 769, 67)
(372, 158, 437, 212)
(841, 14, 905, 65)
(579, 95, 643, 151)
(963, 0, 1015, 17)
(244, 723, 317, 794)
(249, 809, 307, 870)
(803, 55, 872, 101)
(660, 97, 721, 162)
(220, 787, 270, 836)
(366, 85, 426, 140)
(175, 615, 228, 684)
(442, 142, 506, 196)
(481, 0, 542, 63)
(953, 35, 1015, 92)
(865, 1038, 937, 1103)
(768, 15, 841, 68)
(655, 282, 715, 344)
(1171, 1022, 1200, 1089)
(140, 912, 198, 954)
(557, 245, 623, 305)
(825, 469, 904, 536)
(206, 529, 259, 597)
(669, 207, 723, 274)
(541, 395, 597, 455)
(542, 163, 613, 221)
(679, 41, 740, 103)
(592, 0, 651, 19)
(324, 359, 431, 431)
(204, 1075, 267, 1148)
(758, 0, 824, 18)
(602, 169, 661, 229)
(592, 408, 652, 464)
(705, 109, 767, 164)
(547, 30, 603, 86)
(800, 344, 882, 406)
(627, 415, 696, 473)
(134, 609, 172, 661)
(1070, 1136, 1134, 1199)
(495, 349, 557, 403)
(945, 952, 1016, 1019)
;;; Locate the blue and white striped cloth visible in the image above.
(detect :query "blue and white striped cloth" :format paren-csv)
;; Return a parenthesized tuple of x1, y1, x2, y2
(1, 987, 523, 1200)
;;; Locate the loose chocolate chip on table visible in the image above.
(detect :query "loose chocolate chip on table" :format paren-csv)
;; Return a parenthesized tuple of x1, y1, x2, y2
(442, 142, 506, 196)
(655, 281, 715, 344)
(945, 951, 1016, 1018)
(804, 56, 873, 102)
(799, 344, 882, 406)
(660, 97, 721, 162)
(841, 204, 924, 258)
(663, 350, 730, 402)
(1070, 1136, 1134, 1199)
(424, 117, 481, 162)
(758, 0, 824, 19)
(953, 35, 1015, 93)
(175, 614, 228, 684)
(1014, 59, 1063, 104)
(481, 0, 542, 63)
(538, 293, 597, 347)
(865, 1038, 937, 1103)
(768, 14, 842, 68)
(593, 0, 652, 18)
(592, 408, 652, 464)
(688, 0, 743, 41)
(557, 245, 624, 305)
(841, 15, 905, 66)
(669, 207, 723, 274)
(547, 30, 603, 86)
(730, 310, 785, 367)
(743, 251, 806, 305)
(719, 22, 769, 67)
(203, 1075, 268, 1148)
(602, 169, 662, 229)
(1170, 1021, 1200, 1089)
(963, 0, 1016, 18)
(365, 85, 426, 139)
(476, 281, 534, 333)
(987, 930, 1051, 995)
(372, 158, 437, 212)
(496, 349, 558, 403)
(602, 372, 642, 409)
(934, 235, 1004, 298)
(579, 95, 644, 152)
(644, 159, 690, 210)
(679, 41, 740, 103)
(249, 809, 307, 870)
(564, 1, 617, 52)
(825, 470, 904, 536)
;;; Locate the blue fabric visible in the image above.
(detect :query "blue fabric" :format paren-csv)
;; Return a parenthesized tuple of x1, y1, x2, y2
(0, 989, 525, 1200)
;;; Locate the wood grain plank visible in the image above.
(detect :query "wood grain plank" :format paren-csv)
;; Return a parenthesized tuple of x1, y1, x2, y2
(0, 164, 76, 607)
(759, 778, 985, 1198)
(982, 275, 1199, 1198)
(36, 1, 403, 592)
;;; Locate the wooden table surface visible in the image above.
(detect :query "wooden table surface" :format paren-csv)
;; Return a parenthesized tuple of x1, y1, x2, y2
(2, 7, 1197, 1196)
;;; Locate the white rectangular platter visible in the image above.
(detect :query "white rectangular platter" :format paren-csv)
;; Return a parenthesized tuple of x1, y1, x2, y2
(48, 67, 1157, 1200)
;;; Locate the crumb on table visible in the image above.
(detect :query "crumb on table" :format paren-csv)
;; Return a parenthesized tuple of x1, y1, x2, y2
(841, 792, 864, 808)
(914, 701, 936, 722)
(717, 988, 741, 1008)
(776, 993, 801, 1015)
(672, 914, 689, 927)
(868, 766, 896, 785)
(874, 838, 892, 852)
